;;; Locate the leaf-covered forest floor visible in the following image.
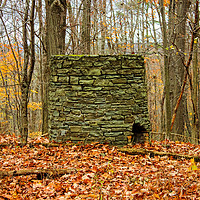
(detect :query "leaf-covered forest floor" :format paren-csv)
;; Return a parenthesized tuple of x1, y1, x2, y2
(0, 134, 200, 199)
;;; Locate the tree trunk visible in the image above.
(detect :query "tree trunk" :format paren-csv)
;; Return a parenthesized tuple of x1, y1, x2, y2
(92, 0, 98, 54)
(192, 0, 199, 144)
(38, 0, 44, 133)
(173, 0, 190, 135)
(21, 0, 35, 144)
(100, 0, 106, 54)
(43, 0, 67, 137)
(81, 0, 91, 54)
(168, 0, 176, 126)
(67, 1, 77, 54)
(159, 0, 171, 138)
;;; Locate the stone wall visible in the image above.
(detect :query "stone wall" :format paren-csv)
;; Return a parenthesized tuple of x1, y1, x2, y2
(48, 55, 150, 145)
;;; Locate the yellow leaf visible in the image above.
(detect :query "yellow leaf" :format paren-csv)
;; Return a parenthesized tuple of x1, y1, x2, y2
(11, 150, 15, 154)
(154, 193, 160, 199)
(30, 89, 38, 94)
(189, 158, 198, 171)
(190, 158, 195, 164)
(191, 164, 198, 171)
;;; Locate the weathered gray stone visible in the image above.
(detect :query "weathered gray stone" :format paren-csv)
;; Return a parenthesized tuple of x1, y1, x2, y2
(71, 85, 82, 90)
(59, 76, 69, 82)
(56, 89, 66, 96)
(118, 69, 133, 74)
(94, 79, 113, 86)
(63, 60, 73, 65)
(102, 70, 117, 75)
(112, 78, 127, 84)
(77, 91, 94, 97)
(84, 87, 102, 91)
(70, 126, 82, 132)
(52, 76, 58, 82)
(70, 76, 79, 84)
(88, 68, 102, 75)
(53, 110, 59, 117)
(104, 132, 123, 137)
(79, 79, 94, 85)
(89, 132, 102, 137)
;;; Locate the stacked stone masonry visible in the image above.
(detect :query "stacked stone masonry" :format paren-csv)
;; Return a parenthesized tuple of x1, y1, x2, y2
(48, 55, 150, 145)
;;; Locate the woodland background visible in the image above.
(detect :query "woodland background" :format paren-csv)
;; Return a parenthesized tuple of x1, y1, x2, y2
(0, 0, 199, 144)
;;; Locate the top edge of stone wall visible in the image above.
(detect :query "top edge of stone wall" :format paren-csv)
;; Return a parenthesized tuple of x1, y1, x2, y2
(50, 54, 144, 60)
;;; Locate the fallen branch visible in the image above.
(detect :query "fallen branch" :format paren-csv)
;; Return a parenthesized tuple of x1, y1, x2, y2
(0, 142, 76, 148)
(0, 168, 76, 179)
(119, 147, 200, 162)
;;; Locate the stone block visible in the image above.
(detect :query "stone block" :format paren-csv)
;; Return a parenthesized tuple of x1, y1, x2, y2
(53, 110, 59, 117)
(71, 85, 82, 90)
(93, 79, 113, 86)
(84, 87, 102, 91)
(70, 126, 82, 132)
(104, 132, 122, 137)
(52, 76, 58, 82)
(79, 79, 94, 85)
(58, 76, 69, 82)
(112, 78, 127, 84)
(88, 68, 102, 75)
(70, 76, 79, 84)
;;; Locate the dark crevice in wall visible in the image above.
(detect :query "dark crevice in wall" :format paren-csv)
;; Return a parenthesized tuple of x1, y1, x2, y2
(132, 123, 147, 144)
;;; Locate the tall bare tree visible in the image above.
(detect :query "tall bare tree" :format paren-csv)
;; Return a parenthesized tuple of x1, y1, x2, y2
(192, 0, 199, 143)
(21, 0, 36, 144)
(81, 0, 91, 54)
(43, 0, 67, 135)
(159, 0, 171, 137)
(172, 0, 191, 135)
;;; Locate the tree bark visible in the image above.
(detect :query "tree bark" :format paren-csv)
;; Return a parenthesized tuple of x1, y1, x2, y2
(100, 0, 106, 54)
(173, 0, 190, 135)
(43, 0, 67, 137)
(81, 0, 91, 54)
(192, 0, 199, 144)
(159, 0, 171, 137)
(21, 0, 35, 144)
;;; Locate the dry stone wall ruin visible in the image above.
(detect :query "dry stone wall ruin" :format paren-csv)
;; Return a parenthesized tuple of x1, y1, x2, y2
(48, 55, 150, 145)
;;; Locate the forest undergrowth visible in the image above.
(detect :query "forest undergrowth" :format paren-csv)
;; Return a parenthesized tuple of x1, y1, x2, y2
(0, 134, 200, 199)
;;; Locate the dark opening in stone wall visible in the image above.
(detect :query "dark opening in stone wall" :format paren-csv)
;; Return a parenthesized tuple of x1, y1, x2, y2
(132, 123, 147, 144)
(48, 55, 150, 146)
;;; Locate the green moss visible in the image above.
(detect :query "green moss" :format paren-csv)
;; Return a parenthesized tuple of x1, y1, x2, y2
(68, 55, 85, 57)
